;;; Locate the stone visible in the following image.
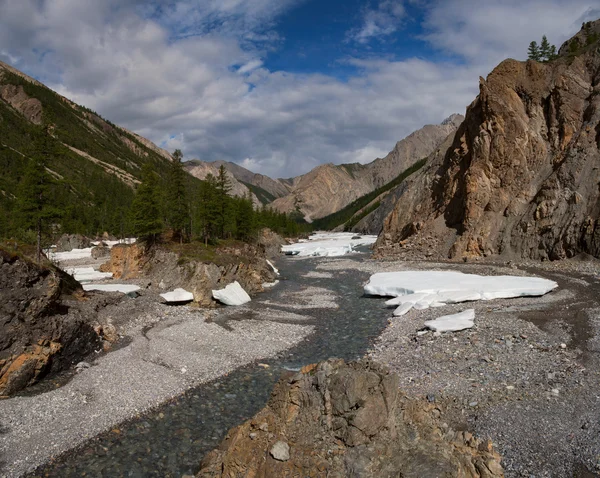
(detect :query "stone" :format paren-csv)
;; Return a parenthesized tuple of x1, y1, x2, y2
(270, 441, 290, 461)
(198, 359, 503, 477)
(55, 234, 91, 252)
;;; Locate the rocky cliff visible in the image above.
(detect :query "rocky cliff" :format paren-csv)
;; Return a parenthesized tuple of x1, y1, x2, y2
(198, 359, 503, 477)
(376, 20, 600, 261)
(269, 115, 463, 221)
(0, 248, 114, 395)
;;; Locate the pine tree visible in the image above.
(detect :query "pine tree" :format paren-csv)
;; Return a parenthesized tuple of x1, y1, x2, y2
(166, 149, 188, 242)
(540, 35, 551, 60)
(235, 192, 255, 241)
(215, 165, 232, 238)
(548, 45, 558, 61)
(131, 163, 163, 244)
(528, 41, 541, 61)
(16, 133, 61, 262)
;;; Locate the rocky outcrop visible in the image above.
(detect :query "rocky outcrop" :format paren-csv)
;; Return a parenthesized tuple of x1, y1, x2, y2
(145, 243, 277, 307)
(99, 243, 143, 280)
(198, 359, 503, 477)
(0, 84, 42, 124)
(269, 116, 463, 221)
(212, 160, 292, 199)
(0, 249, 103, 395)
(377, 20, 600, 261)
(257, 228, 287, 259)
(55, 233, 92, 252)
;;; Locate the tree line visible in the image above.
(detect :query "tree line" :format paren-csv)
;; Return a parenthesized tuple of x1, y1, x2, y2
(7, 138, 305, 260)
(131, 150, 306, 246)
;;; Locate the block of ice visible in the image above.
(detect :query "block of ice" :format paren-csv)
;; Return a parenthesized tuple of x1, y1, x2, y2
(266, 259, 279, 275)
(366, 270, 557, 315)
(83, 284, 141, 294)
(212, 281, 251, 306)
(425, 309, 475, 332)
(160, 288, 194, 303)
(281, 232, 377, 257)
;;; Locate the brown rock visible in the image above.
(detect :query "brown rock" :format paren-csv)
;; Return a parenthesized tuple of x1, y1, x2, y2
(197, 359, 503, 478)
(376, 20, 600, 261)
(100, 244, 142, 279)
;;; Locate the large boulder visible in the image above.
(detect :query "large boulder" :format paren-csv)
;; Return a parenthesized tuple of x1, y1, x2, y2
(55, 234, 91, 252)
(198, 359, 504, 477)
(100, 243, 142, 279)
(257, 228, 287, 259)
(0, 249, 102, 395)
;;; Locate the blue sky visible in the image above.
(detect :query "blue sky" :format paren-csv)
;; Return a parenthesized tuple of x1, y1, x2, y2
(0, 0, 599, 177)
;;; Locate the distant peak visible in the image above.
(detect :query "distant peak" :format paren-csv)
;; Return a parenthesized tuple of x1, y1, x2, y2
(441, 114, 463, 126)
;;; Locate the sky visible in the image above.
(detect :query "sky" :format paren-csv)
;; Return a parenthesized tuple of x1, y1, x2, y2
(0, 1, 599, 178)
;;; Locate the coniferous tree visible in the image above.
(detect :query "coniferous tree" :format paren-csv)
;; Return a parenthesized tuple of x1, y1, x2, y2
(540, 35, 551, 60)
(235, 192, 255, 241)
(166, 149, 188, 242)
(215, 165, 232, 238)
(528, 41, 541, 61)
(131, 162, 163, 244)
(16, 133, 62, 262)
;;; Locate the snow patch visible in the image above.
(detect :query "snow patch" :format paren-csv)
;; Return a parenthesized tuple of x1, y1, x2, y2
(424, 309, 475, 332)
(51, 248, 94, 261)
(160, 288, 194, 303)
(266, 259, 279, 275)
(262, 280, 280, 288)
(83, 284, 141, 294)
(365, 270, 558, 315)
(212, 281, 251, 306)
(281, 232, 377, 257)
(66, 267, 113, 283)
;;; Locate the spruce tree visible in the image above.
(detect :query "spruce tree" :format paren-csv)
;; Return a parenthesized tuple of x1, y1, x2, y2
(131, 163, 163, 244)
(235, 192, 255, 241)
(215, 165, 232, 238)
(16, 133, 62, 262)
(528, 41, 541, 61)
(540, 35, 551, 60)
(166, 149, 188, 242)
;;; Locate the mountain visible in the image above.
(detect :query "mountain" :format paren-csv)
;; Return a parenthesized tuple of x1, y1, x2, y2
(375, 19, 600, 261)
(0, 60, 190, 237)
(268, 115, 463, 222)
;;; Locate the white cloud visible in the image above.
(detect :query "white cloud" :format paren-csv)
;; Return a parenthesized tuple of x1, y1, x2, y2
(348, 1, 406, 44)
(0, 0, 598, 178)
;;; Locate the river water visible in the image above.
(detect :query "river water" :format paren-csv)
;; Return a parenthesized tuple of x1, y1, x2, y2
(31, 252, 390, 477)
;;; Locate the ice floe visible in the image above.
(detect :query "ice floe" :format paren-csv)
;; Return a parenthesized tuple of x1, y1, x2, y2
(160, 288, 194, 303)
(83, 284, 141, 294)
(66, 267, 113, 283)
(364, 270, 558, 316)
(424, 309, 475, 332)
(281, 232, 377, 257)
(51, 248, 95, 262)
(212, 281, 251, 306)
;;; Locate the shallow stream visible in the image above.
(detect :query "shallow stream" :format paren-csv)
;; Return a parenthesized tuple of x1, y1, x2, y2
(32, 253, 389, 477)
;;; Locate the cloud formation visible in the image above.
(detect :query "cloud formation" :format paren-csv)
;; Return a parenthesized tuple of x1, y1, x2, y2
(0, 0, 597, 177)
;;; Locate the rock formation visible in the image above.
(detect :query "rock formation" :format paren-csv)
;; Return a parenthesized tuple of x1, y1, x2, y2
(377, 20, 600, 261)
(0, 249, 105, 395)
(198, 359, 503, 477)
(269, 115, 463, 221)
(55, 233, 92, 252)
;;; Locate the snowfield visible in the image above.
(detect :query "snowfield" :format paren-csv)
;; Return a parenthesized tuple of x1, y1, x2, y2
(281, 232, 377, 257)
(364, 270, 558, 316)
(83, 284, 141, 294)
(66, 267, 113, 283)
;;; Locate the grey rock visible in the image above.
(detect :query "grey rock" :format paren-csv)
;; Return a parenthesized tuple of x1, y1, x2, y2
(270, 441, 290, 461)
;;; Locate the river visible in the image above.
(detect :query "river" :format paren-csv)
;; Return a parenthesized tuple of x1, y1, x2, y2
(31, 251, 389, 477)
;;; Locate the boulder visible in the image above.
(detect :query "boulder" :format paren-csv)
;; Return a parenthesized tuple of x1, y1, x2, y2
(198, 359, 503, 477)
(100, 244, 142, 279)
(91, 243, 110, 260)
(0, 249, 103, 395)
(55, 234, 91, 252)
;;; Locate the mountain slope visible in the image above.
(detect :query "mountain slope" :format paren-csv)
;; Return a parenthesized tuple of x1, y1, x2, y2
(0, 60, 194, 237)
(268, 115, 463, 221)
(376, 19, 600, 261)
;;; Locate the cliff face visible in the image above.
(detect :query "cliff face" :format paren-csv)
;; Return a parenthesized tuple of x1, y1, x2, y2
(377, 21, 600, 261)
(269, 116, 462, 221)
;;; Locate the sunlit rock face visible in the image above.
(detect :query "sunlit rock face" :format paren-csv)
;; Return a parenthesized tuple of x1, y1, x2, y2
(377, 20, 600, 261)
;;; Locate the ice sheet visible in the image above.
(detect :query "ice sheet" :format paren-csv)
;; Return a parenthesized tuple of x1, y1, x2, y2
(281, 232, 377, 257)
(424, 309, 475, 332)
(66, 267, 113, 283)
(160, 288, 194, 303)
(51, 248, 94, 261)
(83, 284, 141, 294)
(365, 270, 558, 315)
(212, 281, 251, 306)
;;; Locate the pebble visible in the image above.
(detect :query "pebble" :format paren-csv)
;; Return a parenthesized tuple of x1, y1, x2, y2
(560, 343, 567, 349)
